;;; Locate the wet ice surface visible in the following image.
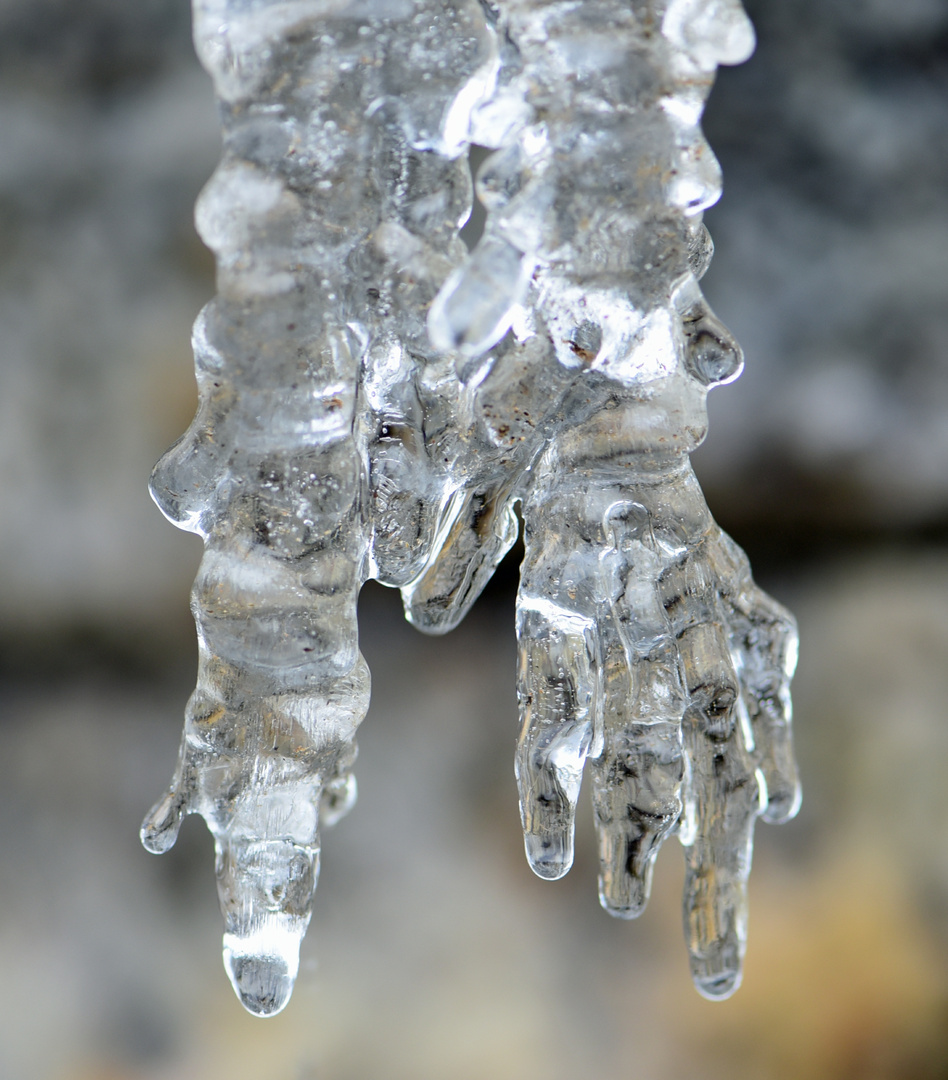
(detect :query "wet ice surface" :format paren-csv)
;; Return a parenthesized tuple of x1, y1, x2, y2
(142, 0, 800, 1013)
(3, 563, 948, 1078)
(3, 0, 946, 635)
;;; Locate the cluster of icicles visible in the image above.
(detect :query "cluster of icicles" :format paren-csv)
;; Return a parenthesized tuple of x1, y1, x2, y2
(142, 0, 800, 1017)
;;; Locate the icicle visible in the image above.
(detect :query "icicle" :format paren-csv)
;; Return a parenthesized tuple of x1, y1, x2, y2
(144, 0, 799, 1015)
(415, 0, 799, 1000)
(142, 0, 496, 1016)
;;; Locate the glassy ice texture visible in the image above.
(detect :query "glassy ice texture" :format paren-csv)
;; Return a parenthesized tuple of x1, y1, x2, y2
(144, 0, 800, 1015)
(142, 0, 497, 1016)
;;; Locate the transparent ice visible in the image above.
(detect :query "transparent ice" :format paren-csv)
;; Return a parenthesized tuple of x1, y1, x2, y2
(143, 0, 800, 1016)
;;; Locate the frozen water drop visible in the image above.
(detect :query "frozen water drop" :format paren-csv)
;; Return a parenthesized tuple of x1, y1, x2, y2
(524, 832, 574, 881)
(663, 0, 756, 69)
(223, 933, 300, 1017)
(687, 223, 715, 280)
(140, 790, 184, 855)
(693, 965, 742, 1001)
(320, 773, 357, 829)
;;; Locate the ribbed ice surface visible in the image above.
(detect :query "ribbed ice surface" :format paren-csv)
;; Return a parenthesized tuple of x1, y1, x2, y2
(144, 0, 800, 1015)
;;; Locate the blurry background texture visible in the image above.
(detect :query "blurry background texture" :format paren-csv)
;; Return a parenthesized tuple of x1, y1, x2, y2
(1, 0, 948, 1077)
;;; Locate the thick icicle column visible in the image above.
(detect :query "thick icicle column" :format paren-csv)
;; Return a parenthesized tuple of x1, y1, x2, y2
(144, 0, 800, 1015)
(141, 0, 496, 1016)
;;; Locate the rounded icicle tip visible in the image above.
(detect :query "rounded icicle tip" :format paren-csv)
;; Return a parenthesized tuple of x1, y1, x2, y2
(223, 931, 301, 1017)
(524, 832, 573, 881)
(140, 789, 184, 855)
(597, 876, 650, 921)
(689, 933, 745, 1001)
(662, 0, 756, 69)
(693, 965, 743, 1002)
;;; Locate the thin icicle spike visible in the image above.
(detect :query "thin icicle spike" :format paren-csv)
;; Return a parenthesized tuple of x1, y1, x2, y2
(144, 0, 799, 1014)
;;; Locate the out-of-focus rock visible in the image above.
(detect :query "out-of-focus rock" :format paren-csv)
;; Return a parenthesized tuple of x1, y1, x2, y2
(698, 0, 948, 533)
(0, 0, 217, 631)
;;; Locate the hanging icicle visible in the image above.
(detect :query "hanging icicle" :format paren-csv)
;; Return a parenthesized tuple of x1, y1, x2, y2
(143, 0, 800, 1017)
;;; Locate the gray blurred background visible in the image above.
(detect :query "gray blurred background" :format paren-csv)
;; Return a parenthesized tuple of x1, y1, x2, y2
(2, 1, 948, 1077)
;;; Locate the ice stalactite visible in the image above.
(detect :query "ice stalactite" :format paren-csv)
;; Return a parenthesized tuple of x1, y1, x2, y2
(141, 0, 496, 1016)
(143, 0, 800, 1016)
(422, 0, 800, 1000)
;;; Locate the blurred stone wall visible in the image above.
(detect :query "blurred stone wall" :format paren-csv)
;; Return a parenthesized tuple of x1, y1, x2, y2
(699, 0, 948, 534)
(0, 0, 216, 633)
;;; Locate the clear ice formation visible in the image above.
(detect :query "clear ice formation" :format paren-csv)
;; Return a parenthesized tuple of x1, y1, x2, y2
(143, 0, 801, 1015)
